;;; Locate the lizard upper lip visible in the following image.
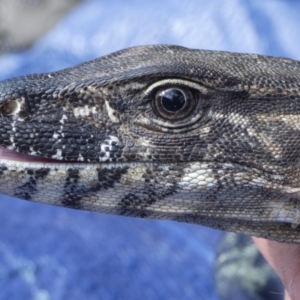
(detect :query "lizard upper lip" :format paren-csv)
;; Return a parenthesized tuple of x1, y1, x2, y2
(0, 146, 63, 163)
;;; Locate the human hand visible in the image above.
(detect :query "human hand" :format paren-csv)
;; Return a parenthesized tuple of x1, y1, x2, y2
(253, 237, 300, 300)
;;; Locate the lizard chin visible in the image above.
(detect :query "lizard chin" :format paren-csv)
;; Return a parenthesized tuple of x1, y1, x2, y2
(0, 146, 63, 163)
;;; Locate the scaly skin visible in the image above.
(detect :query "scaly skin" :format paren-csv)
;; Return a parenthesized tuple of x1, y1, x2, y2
(0, 45, 300, 242)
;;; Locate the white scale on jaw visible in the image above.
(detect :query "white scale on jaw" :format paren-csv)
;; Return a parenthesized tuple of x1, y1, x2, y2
(73, 105, 97, 118)
(49, 134, 121, 162)
(99, 136, 120, 162)
(51, 118, 66, 160)
(51, 128, 64, 160)
(47, 103, 121, 161)
(8, 121, 16, 150)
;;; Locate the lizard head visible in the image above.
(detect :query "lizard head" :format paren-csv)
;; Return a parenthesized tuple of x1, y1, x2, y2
(1, 45, 300, 242)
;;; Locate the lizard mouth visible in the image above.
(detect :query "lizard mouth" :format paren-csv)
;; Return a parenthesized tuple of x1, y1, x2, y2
(0, 146, 63, 163)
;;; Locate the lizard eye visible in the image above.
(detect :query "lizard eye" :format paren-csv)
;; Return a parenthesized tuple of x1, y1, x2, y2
(140, 79, 208, 132)
(158, 88, 185, 112)
(153, 87, 197, 120)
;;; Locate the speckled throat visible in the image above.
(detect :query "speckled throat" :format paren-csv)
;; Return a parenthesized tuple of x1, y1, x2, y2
(1, 45, 300, 243)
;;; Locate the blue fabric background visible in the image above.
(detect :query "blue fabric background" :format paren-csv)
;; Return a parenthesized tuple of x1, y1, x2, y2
(0, 1, 299, 299)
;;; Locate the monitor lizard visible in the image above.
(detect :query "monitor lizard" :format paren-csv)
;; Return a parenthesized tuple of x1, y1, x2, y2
(0, 45, 300, 243)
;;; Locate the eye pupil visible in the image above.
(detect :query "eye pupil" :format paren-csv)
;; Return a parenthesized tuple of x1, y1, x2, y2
(153, 85, 196, 121)
(159, 89, 185, 112)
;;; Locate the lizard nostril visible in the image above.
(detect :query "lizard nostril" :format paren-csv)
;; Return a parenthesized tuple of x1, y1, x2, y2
(0, 99, 22, 116)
